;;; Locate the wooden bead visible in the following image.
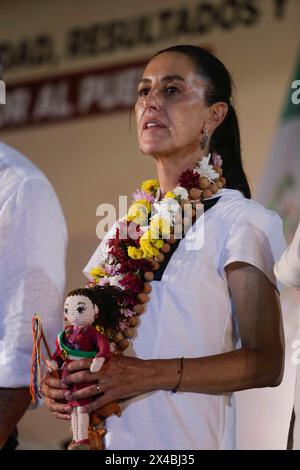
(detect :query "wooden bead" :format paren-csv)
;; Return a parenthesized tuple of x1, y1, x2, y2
(156, 253, 164, 263)
(91, 414, 102, 426)
(118, 339, 129, 351)
(113, 332, 124, 344)
(133, 303, 145, 314)
(199, 177, 210, 190)
(189, 188, 202, 200)
(124, 327, 135, 338)
(151, 261, 160, 271)
(216, 180, 223, 189)
(144, 271, 154, 281)
(209, 183, 218, 194)
(128, 316, 139, 327)
(180, 199, 189, 209)
(220, 176, 226, 185)
(193, 204, 204, 218)
(143, 283, 152, 294)
(137, 293, 149, 303)
(202, 189, 213, 199)
(173, 225, 182, 238)
(214, 166, 222, 176)
(95, 402, 121, 418)
(166, 236, 177, 245)
(183, 216, 192, 227)
(161, 243, 171, 254)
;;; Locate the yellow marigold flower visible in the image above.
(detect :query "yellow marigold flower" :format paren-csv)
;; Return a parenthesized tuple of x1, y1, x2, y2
(139, 199, 151, 213)
(153, 239, 164, 249)
(165, 191, 175, 199)
(141, 179, 159, 194)
(149, 217, 171, 239)
(140, 229, 151, 240)
(89, 266, 107, 279)
(140, 237, 160, 258)
(148, 222, 159, 239)
(127, 200, 151, 225)
(95, 325, 105, 334)
(127, 212, 146, 225)
(127, 246, 143, 259)
(139, 229, 163, 258)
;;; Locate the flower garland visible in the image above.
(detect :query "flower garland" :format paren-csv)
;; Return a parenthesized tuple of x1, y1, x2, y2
(89, 153, 226, 351)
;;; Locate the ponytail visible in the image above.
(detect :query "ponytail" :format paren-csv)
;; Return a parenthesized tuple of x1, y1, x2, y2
(209, 103, 251, 199)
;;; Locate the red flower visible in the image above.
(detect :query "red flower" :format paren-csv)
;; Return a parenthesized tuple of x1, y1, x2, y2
(107, 223, 143, 264)
(118, 258, 152, 274)
(123, 291, 138, 308)
(108, 243, 127, 263)
(113, 223, 142, 247)
(178, 169, 199, 190)
(119, 272, 144, 294)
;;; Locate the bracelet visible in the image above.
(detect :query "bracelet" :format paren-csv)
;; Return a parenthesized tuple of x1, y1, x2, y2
(172, 357, 184, 393)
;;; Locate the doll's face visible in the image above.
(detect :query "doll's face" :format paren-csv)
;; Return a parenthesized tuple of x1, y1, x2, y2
(64, 295, 99, 327)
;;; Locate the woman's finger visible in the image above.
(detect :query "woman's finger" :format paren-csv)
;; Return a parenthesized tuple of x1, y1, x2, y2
(64, 383, 105, 402)
(67, 358, 92, 373)
(44, 375, 67, 389)
(53, 412, 71, 420)
(79, 393, 114, 414)
(43, 383, 68, 401)
(64, 370, 96, 385)
(44, 397, 73, 414)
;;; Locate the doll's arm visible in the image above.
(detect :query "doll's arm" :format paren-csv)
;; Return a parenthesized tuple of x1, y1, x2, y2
(90, 333, 111, 373)
(90, 357, 105, 373)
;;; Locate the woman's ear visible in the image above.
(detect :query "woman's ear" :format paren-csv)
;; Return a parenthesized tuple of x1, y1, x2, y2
(207, 101, 228, 133)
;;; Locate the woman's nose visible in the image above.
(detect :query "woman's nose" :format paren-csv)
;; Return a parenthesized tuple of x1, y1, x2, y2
(143, 90, 161, 111)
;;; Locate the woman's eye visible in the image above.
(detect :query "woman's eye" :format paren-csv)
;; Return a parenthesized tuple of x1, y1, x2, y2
(165, 86, 179, 96)
(77, 307, 85, 313)
(138, 87, 150, 97)
(64, 308, 68, 314)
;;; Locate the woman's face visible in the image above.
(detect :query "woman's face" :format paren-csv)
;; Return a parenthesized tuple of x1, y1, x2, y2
(135, 52, 209, 157)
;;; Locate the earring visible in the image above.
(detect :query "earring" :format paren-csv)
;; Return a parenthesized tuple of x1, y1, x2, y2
(200, 129, 209, 150)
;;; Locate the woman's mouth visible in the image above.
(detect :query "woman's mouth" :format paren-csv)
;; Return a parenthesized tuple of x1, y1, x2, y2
(143, 119, 167, 130)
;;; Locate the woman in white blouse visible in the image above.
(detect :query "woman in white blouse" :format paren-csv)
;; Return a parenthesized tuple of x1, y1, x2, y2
(43, 45, 286, 450)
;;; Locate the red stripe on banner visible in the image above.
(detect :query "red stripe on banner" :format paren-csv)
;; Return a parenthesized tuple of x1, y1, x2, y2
(0, 59, 149, 130)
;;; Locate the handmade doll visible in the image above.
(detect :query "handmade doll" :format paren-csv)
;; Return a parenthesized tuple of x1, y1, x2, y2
(46, 285, 122, 450)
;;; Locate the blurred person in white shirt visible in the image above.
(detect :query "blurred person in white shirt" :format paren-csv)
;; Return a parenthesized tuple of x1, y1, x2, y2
(0, 139, 67, 449)
(275, 222, 300, 449)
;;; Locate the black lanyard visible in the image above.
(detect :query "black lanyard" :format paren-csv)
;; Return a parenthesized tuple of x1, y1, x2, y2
(153, 196, 221, 281)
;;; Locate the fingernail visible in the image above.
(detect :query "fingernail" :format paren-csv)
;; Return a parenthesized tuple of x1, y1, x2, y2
(64, 392, 72, 400)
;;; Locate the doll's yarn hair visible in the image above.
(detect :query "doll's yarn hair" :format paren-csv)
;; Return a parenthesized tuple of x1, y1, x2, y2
(66, 285, 122, 336)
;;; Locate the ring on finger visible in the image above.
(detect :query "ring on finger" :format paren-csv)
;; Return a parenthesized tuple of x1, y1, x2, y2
(96, 381, 101, 393)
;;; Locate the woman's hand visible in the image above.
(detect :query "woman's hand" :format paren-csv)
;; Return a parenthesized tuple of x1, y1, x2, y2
(45, 359, 58, 371)
(62, 355, 157, 414)
(41, 371, 73, 420)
